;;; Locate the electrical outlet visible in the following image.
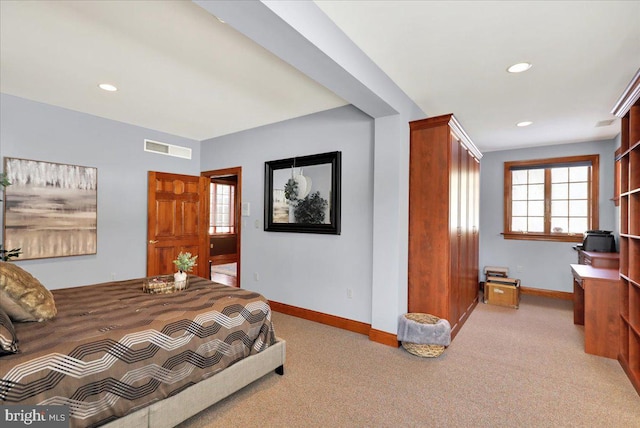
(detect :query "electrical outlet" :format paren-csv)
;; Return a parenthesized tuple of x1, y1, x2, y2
(254, 272, 259, 281)
(111, 272, 116, 280)
(517, 265, 524, 273)
(347, 288, 353, 299)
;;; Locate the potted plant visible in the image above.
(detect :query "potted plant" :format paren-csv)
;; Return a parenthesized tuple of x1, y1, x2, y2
(283, 177, 299, 202)
(173, 252, 197, 290)
(294, 191, 328, 224)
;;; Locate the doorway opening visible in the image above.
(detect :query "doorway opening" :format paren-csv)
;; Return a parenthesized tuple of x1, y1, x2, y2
(202, 167, 242, 287)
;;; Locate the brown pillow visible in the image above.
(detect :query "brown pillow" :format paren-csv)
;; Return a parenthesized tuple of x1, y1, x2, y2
(0, 306, 19, 354)
(0, 262, 57, 322)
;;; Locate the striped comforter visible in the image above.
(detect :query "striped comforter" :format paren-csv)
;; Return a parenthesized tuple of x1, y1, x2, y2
(0, 276, 276, 427)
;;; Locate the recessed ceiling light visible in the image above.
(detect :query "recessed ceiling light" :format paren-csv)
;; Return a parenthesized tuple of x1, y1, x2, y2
(507, 62, 532, 73)
(517, 121, 533, 127)
(98, 83, 118, 92)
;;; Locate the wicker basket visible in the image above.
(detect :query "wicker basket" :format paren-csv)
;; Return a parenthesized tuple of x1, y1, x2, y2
(400, 313, 446, 358)
(142, 275, 188, 294)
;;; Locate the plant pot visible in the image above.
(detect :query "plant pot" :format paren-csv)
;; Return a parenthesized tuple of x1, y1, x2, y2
(174, 271, 188, 291)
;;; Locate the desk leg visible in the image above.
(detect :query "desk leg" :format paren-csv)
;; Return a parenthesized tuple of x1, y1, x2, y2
(573, 278, 585, 325)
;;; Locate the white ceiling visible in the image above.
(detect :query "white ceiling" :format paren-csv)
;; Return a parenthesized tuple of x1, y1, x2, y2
(1, 1, 639, 152)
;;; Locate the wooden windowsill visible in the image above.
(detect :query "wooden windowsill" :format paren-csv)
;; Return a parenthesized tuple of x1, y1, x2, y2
(502, 232, 583, 243)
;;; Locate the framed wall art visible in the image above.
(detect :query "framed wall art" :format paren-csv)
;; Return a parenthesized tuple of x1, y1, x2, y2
(3, 157, 97, 260)
(264, 151, 341, 234)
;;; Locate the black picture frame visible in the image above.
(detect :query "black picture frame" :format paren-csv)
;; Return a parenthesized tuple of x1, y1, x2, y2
(264, 151, 341, 234)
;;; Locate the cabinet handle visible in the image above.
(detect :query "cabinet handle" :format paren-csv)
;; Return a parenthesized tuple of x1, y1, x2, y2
(149, 240, 159, 244)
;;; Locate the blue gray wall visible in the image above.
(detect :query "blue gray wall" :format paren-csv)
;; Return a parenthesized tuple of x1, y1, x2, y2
(201, 105, 375, 324)
(1, 93, 621, 320)
(0, 94, 201, 288)
(479, 139, 617, 292)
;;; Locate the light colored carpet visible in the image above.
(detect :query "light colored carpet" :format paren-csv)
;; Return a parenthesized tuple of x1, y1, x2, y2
(177, 295, 640, 427)
(210, 263, 236, 277)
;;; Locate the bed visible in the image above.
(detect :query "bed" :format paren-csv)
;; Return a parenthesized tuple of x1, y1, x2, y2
(0, 274, 285, 428)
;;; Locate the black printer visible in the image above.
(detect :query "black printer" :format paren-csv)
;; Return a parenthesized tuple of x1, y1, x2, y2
(581, 230, 617, 252)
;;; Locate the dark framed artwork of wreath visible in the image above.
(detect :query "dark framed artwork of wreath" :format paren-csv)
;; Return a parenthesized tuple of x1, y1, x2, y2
(264, 151, 341, 234)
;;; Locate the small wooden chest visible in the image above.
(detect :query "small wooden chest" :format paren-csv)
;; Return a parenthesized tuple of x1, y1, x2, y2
(484, 280, 520, 309)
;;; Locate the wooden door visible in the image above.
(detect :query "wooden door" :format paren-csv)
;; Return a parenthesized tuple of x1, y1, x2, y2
(465, 150, 478, 313)
(449, 132, 462, 328)
(147, 171, 209, 278)
(471, 157, 480, 302)
(459, 147, 471, 321)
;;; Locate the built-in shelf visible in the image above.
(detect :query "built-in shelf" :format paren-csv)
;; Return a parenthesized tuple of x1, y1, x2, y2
(612, 68, 640, 395)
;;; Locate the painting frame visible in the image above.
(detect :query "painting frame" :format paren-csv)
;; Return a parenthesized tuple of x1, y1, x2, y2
(3, 157, 98, 260)
(264, 151, 341, 234)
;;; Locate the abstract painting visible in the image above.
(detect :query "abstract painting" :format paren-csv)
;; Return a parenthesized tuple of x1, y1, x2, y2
(3, 157, 97, 260)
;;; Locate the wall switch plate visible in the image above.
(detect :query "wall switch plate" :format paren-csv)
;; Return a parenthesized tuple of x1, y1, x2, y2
(242, 202, 250, 217)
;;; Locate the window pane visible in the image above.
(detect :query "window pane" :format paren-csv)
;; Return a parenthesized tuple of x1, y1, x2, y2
(528, 169, 544, 184)
(512, 170, 528, 185)
(210, 183, 235, 234)
(569, 166, 589, 182)
(551, 218, 568, 233)
(528, 184, 544, 200)
(528, 217, 544, 232)
(512, 184, 528, 200)
(569, 182, 588, 199)
(552, 183, 568, 199)
(512, 201, 527, 216)
(528, 201, 544, 216)
(551, 167, 568, 183)
(512, 217, 527, 232)
(569, 217, 588, 234)
(569, 200, 588, 217)
(552, 200, 568, 217)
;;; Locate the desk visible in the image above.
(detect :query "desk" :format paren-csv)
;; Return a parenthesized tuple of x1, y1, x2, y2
(570, 264, 620, 359)
(577, 250, 619, 269)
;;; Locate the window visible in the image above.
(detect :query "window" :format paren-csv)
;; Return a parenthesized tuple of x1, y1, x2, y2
(503, 155, 599, 242)
(209, 182, 235, 234)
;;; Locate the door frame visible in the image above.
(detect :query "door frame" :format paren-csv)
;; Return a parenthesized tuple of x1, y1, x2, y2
(201, 167, 242, 287)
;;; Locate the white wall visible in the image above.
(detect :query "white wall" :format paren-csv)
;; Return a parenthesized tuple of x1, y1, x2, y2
(201, 105, 375, 323)
(479, 138, 617, 292)
(0, 94, 201, 288)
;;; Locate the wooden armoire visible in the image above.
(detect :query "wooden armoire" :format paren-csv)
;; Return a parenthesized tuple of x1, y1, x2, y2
(408, 114, 482, 340)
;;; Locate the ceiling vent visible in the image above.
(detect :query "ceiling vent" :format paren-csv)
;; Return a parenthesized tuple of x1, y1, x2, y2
(144, 139, 192, 160)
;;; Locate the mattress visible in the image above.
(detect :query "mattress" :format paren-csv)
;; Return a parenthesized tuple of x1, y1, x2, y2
(0, 275, 276, 427)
